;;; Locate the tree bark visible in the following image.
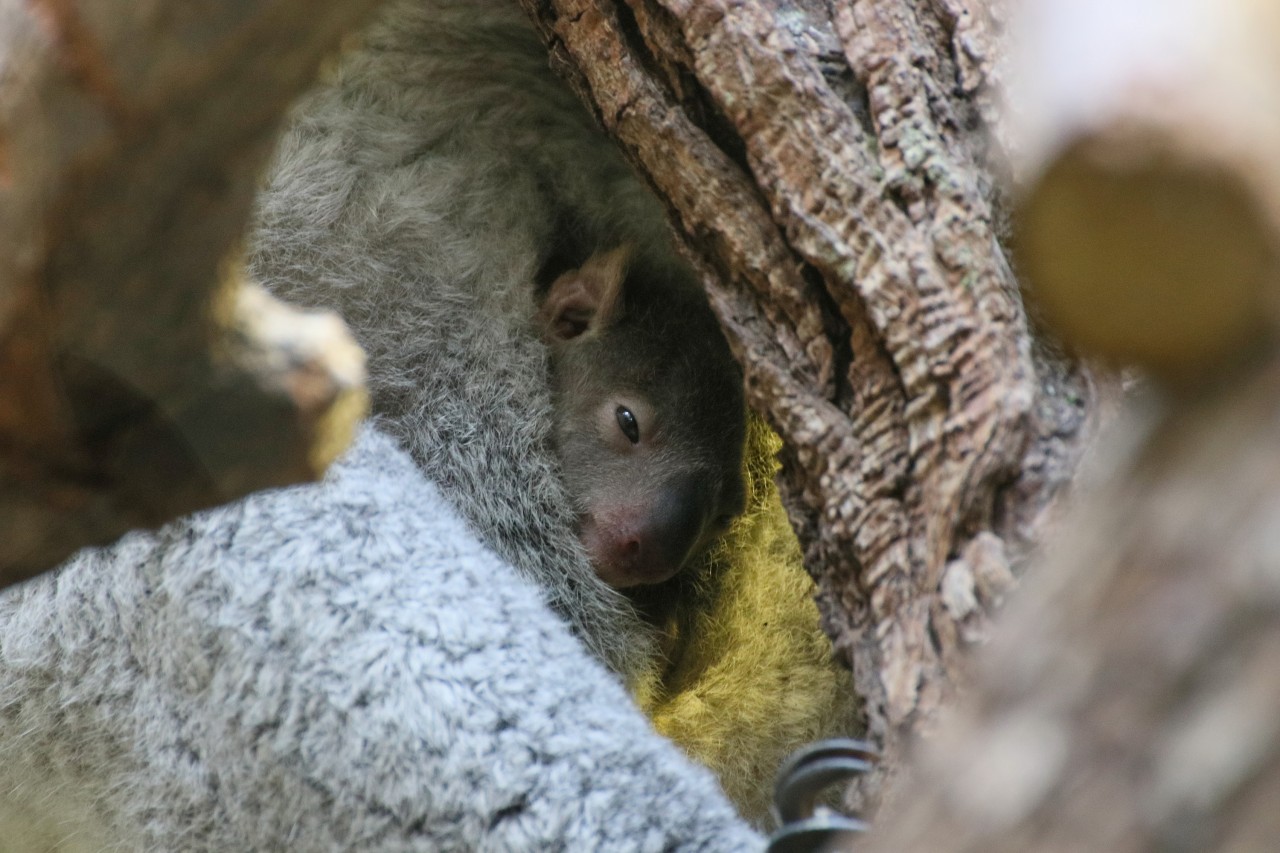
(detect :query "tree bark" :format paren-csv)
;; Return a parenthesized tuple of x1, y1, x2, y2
(0, 0, 381, 587)
(863, 0, 1280, 846)
(515, 0, 1095, 807)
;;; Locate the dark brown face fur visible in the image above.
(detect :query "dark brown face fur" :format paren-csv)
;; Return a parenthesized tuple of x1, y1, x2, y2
(538, 248, 747, 588)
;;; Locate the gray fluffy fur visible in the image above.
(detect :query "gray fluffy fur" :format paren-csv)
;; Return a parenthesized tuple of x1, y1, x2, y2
(250, 0, 682, 680)
(0, 1, 763, 848)
(0, 427, 761, 851)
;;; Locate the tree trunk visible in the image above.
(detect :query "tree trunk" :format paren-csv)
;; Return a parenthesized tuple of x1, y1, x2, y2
(515, 0, 1095, 807)
(0, 0, 378, 588)
(864, 0, 1280, 847)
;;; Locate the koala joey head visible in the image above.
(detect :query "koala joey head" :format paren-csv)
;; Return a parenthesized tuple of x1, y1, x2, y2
(537, 246, 747, 589)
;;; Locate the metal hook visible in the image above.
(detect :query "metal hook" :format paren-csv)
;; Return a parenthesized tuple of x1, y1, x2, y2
(766, 738, 878, 853)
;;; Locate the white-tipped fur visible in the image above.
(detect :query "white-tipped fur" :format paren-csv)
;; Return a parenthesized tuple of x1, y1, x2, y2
(250, 0, 682, 679)
(0, 428, 761, 850)
(0, 1, 768, 848)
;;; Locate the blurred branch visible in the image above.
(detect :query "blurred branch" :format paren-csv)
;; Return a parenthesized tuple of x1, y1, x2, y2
(0, 0, 382, 588)
(1013, 0, 1280, 379)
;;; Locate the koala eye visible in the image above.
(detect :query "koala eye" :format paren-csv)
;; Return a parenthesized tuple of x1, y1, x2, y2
(615, 406, 641, 444)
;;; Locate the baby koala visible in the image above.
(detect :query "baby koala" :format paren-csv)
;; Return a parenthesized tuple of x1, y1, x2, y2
(538, 247, 747, 589)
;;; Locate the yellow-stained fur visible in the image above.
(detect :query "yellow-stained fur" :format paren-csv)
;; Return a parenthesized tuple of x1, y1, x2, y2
(632, 413, 861, 823)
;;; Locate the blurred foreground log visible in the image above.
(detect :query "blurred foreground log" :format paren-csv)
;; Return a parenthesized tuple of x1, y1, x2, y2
(1014, 0, 1280, 378)
(0, 0, 379, 588)
(865, 0, 1280, 847)
(868, 356, 1280, 852)
(518, 0, 1096, 806)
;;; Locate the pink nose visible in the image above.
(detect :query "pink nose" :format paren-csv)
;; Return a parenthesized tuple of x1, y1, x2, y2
(580, 479, 708, 588)
(581, 517, 683, 588)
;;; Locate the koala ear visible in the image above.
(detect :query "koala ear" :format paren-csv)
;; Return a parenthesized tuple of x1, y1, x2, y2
(537, 245, 630, 343)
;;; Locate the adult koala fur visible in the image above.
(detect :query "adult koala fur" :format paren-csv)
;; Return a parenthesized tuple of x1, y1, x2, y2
(251, 0, 679, 681)
(0, 0, 850, 844)
(0, 428, 761, 851)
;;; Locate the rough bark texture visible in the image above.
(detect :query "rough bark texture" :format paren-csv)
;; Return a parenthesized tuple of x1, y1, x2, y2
(861, 1, 1280, 845)
(515, 0, 1095, 807)
(0, 0, 380, 587)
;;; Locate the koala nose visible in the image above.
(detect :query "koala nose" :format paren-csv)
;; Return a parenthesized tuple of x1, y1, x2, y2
(645, 477, 706, 572)
(582, 478, 709, 588)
